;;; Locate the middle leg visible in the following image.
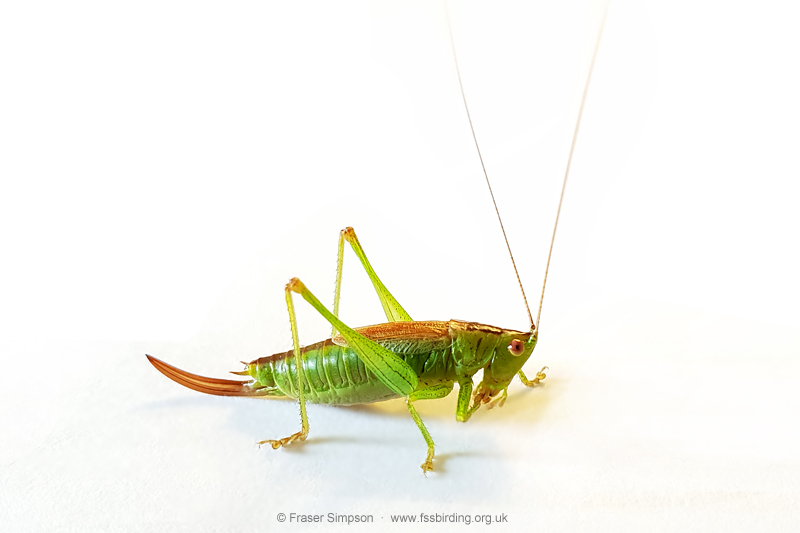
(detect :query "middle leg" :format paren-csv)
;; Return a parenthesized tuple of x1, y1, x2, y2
(406, 383, 454, 473)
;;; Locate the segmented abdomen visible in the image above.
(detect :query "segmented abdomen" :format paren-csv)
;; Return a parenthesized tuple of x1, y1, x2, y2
(250, 339, 455, 405)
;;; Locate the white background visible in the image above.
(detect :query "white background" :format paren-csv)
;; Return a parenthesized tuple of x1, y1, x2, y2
(1, 0, 799, 531)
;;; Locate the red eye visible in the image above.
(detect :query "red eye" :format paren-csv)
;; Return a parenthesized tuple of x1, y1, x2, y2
(508, 339, 524, 356)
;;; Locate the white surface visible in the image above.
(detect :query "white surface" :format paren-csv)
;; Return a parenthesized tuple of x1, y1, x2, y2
(2, 1, 799, 531)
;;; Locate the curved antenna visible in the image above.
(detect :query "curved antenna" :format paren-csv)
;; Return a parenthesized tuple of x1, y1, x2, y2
(445, 1, 534, 330)
(536, 3, 609, 332)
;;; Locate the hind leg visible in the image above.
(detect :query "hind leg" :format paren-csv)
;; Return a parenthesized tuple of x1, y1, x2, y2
(257, 282, 309, 449)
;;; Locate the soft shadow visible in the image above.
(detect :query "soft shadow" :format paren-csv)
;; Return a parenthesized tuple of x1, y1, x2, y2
(429, 450, 483, 475)
(260, 435, 360, 455)
(472, 381, 555, 423)
(340, 381, 556, 423)
(137, 396, 233, 411)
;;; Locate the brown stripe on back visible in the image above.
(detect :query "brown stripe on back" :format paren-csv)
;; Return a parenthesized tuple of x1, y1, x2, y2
(448, 319, 528, 336)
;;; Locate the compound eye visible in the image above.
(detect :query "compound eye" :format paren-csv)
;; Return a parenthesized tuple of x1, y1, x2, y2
(508, 339, 525, 356)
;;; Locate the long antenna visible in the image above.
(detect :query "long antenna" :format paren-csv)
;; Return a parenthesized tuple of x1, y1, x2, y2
(536, 3, 609, 331)
(445, 2, 534, 330)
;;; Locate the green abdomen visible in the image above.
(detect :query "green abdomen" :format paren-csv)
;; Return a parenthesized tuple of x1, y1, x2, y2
(251, 339, 455, 405)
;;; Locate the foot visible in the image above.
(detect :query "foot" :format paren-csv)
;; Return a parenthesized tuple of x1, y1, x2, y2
(258, 431, 307, 449)
(485, 388, 508, 410)
(519, 366, 548, 388)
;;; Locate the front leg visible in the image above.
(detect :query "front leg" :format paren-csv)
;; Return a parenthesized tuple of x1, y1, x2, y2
(518, 366, 548, 387)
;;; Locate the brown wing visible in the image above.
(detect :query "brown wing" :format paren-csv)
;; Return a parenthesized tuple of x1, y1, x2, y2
(331, 320, 451, 349)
